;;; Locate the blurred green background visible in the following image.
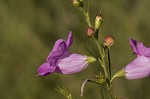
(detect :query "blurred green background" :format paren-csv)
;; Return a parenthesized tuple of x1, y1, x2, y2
(0, 0, 150, 99)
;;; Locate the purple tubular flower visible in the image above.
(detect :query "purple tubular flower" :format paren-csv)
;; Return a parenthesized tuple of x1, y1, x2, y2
(125, 38, 150, 80)
(37, 32, 96, 76)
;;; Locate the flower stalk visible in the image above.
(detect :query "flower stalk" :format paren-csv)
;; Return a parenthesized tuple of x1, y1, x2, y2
(93, 38, 114, 99)
(93, 38, 108, 79)
(107, 48, 112, 80)
(77, 2, 114, 98)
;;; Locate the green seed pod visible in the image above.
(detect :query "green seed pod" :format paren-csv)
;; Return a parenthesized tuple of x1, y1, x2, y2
(94, 14, 103, 30)
(72, 0, 83, 7)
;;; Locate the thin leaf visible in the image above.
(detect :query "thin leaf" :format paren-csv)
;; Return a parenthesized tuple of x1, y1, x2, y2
(80, 79, 88, 96)
(99, 5, 104, 14)
(55, 86, 73, 99)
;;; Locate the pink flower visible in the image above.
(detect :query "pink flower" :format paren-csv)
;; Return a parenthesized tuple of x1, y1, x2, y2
(125, 38, 150, 80)
(37, 32, 96, 76)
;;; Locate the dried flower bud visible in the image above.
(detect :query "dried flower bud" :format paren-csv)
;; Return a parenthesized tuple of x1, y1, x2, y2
(94, 14, 103, 30)
(86, 27, 95, 37)
(72, 0, 83, 7)
(96, 74, 108, 84)
(104, 36, 115, 47)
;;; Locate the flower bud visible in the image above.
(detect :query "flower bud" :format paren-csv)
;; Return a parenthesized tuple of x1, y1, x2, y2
(96, 74, 108, 84)
(72, 0, 83, 7)
(94, 14, 103, 30)
(86, 27, 95, 37)
(104, 36, 115, 47)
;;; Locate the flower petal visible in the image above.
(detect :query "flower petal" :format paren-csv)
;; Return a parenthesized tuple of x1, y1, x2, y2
(37, 62, 56, 76)
(47, 41, 68, 69)
(66, 32, 73, 47)
(47, 32, 73, 61)
(47, 40, 68, 60)
(125, 56, 150, 79)
(124, 38, 150, 80)
(37, 32, 74, 76)
(137, 43, 150, 57)
(56, 54, 88, 74)
(125, 72, 150, 80)
(130, 38, 150, 57)
(129, 38, 139, 55)
(125, 56, 149, 71)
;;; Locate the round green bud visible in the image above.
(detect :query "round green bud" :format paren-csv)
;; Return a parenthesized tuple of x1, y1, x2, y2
(72, 0, 83, 7)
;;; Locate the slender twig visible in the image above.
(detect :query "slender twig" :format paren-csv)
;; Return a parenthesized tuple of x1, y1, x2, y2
(107, 48, 111, 80)
(93, 38, 108, 78)
(99, 5, 104, 14)
(101, 88, 105, 99)
(108, 88, 113, 99)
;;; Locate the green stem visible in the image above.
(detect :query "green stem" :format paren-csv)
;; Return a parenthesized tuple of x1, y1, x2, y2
(95, 29, 99, 39)
(79, 7, 92, 27)
(105, 83, 113, 99)
(93, 38, 108, 78)
(108, 87, 113, 99)
(77, 5, 113, 99)
(101, 88, 105, 99)
(107, 48, 111, 80)
(93, 39, 113, 99)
